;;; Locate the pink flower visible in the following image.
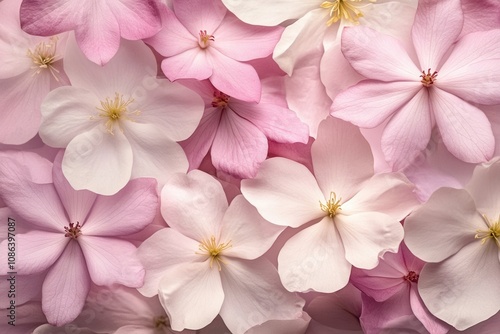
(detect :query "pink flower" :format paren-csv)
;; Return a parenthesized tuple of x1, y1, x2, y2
(332, 0, 500, 170)
(0, 152, 158, 326)
(180, 79, 309, 178)
(146, 0, 283, 103)
(19, 0, 162, 65)
(0, 0, 69, 145)
(241, 117, 419, 293)
(138, 170, 304, 333)
(405, 158, 500, 329)
(351, 243, 449, 334)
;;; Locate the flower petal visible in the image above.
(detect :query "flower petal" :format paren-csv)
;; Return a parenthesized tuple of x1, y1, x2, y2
(335, 212, 404, 270)
(109, 0, 161, 40)
(161, 170, 227, 242)
(312, 117, 374, 202)
(79, 236, 144, 287)
(61, 127, 133, 196)
(404, 187, 484, 263)
(332, 80, 422, 128)
(418, 241, 500, 330)
(220, 257, 305, 334)
(431, 87, 494, 163)
(161, 48, 213, 82)
(42, 241, 90, 326)
(158, 262, 224, 331)
(465, 159, 500, 219)
(409, 287, 449, 334)
(20, 0, 81, 36)
(278, 217, 351, 293)
(381, 88, 432, 171)
(341, 26, 419, 81)
(411, 0, 463, 70)
(241, 157, 325, 228)
(173, 0, 226, 38)
(211, 108, 268, 178)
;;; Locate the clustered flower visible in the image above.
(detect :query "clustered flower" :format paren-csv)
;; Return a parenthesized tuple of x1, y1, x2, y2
(0, 0, 499, 333)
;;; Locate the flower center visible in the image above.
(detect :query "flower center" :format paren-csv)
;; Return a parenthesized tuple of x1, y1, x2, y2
(320, 0, 376, 26)
(320, 192, 342, 218)
(475, 214, 500, 247)
(404, 271, 419, 283)
(197, 235, 232, 271)
(199, 30, 215, 49)
(93, 93, 141, 135)
(64, 222, 82, 239)
(420, 69, 438, 87)
(26, 36, 60, 81)
(212, 90, 230, 108)
(153, 315, 169, 329)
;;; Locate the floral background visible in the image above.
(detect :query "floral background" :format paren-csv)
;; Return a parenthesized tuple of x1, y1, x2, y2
(1, 0, 500, 333)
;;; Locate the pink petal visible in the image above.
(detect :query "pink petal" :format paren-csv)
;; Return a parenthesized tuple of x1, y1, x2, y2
(335, 212, 404, 270)
(409, 287, 449, 334)
(214, 13, 283, 62)
(208, 49, 262, 102)
(161, 49, 213, 81)
(79, 236, 144, 287)
(158, 262, 224, 331)
(431, 88, 494, 163)
(341, 26, 419, 81)
(42, 241, 90, 326)
(172, 0, 226, 38)
(211, 108, 268, 178)
(278, 217, 351, 293)
(61, 127, 134, 196)
(312, 117, 374, 202)
(411, 0, 463, 69)
(404, 187, 484, 263)
(137, 228, 201, 297)
(230, 100, 309, 144)
(0, 272, 44, 309)
(332, 80, 421, 128)
(465, 158, 500, 219)
(161, 170, 227, 242)
(220, 257, 305, 334)
(460, 0, 500, 37)
(381, 88, 432, 170)
(219, 195, 285, 260)
(241, 157, 325, 228)
(437, 29, 500, 105)
(0, 231, 67, 275)
(110, 0, 161, 40)
(20, 0, 81, 36)
(418, 241, 500, 330)
(83, 178, 158, 236)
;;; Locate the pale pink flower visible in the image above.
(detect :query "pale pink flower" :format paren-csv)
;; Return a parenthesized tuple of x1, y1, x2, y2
(332, 0, 500, 170)
(146, 0, 283, 103)
(0, 0, 69, 145)
(138, 170, 304, 333)
(0, 152, 158, 326)
(350, 243, 449, 334)
(241, 117, 419, 293)
(179, 79, 309, 178)
(19, 0, 162, 65)
(39, 36, 204, 195)
(405, 158, 500, 329)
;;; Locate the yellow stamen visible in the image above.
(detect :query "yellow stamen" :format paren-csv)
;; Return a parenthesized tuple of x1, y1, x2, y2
(475, 214, 500, 247)
(320, 0, 376, 26)
(93, 93, 141, 135)
(26, 36, 60, 81)
(320, 192, 342, 218)
(196, 235, 232, 271)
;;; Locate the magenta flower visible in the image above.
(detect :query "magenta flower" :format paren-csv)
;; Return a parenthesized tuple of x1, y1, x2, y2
(146, 0, 283, 103)
(19, 0, 162, 65)
(0, 153, 158, 326)
(332, 0, 500, 169)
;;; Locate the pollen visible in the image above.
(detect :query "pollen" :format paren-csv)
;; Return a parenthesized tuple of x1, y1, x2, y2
(475, 214, 500, 247)
(26, 36, 60, 81)
(153, 315, 169, 329)
(64, 222, 82, 239)
(320, 0, 376, 26)
(197, 235, 232, 271)
(212, 90, 230, 108)
(199, 30, 215, 49)
(320, 192, 343, 218)
(404, 271, 419, 283)
(420, 68, 438, 87)
(93, 93, 141, 135)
